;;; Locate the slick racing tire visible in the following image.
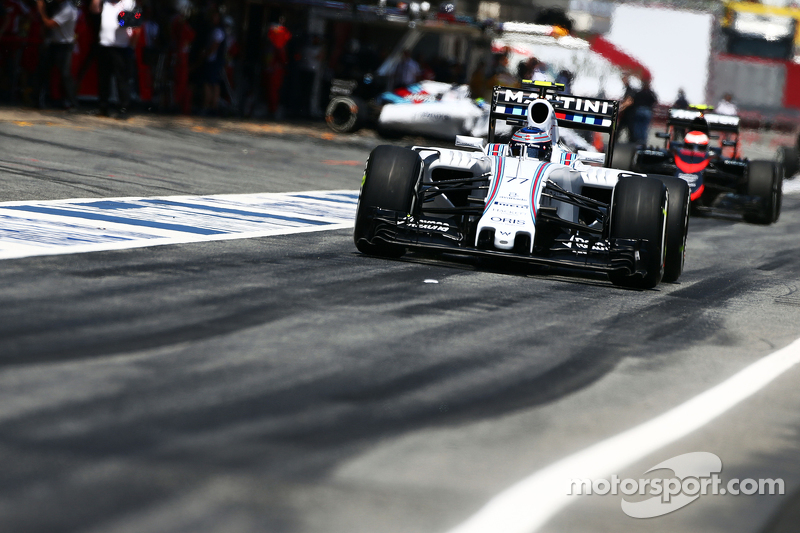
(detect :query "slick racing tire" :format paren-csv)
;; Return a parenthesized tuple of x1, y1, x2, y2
(608, 176, 668, 289)
(743, 160, 782, 225)
(325, 96, 366, 134)
(611, 143, 637, 171)
(354, 145, 421, 258)
(777, 145, 799, 179)
(653, 175, 690, 283)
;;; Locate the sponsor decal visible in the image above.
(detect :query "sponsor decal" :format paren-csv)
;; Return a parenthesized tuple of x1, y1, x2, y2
(670, 109, 740, 127)
(565, 234, 609, 251)
(493, 201, 527, 210)
(490, 216, 527, 226)
(400, 217, 451, 232)
(499, 90, 614, 118)
(722, 159, 747, 167)
(420, 112, 449, 121)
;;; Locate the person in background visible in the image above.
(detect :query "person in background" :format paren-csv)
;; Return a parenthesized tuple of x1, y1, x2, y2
(0, 1, 9, 42)
(201, 6, 225, 115)
(394, 49, 420, 89)
(530, 59, 550, 82)
(135, 3, 159, 107)
(169, 1, 195, 114)
(555, 69, 573, 94)
(716, 92, 738, 116)
(91, 0, 138, 119)
(34, 0, 78, 110)
(632, 76, 658, 144)
(469, 58, 487, 99)
(490, 52, 517, 88)
(264, 16, 290, 117)
(419, 58, 435, 81)
(298, 33, 323, 118)
(1, 0, 34, 103)
(674, 88, 689, 109)
(515, 57, 529, 81)
(616, 74, 636, 142)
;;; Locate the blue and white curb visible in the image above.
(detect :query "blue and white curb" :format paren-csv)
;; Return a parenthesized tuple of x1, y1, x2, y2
(0, 190, 359, 260)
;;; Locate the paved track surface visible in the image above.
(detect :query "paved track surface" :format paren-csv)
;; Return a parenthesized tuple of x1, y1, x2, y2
(1, 109, 800, 533)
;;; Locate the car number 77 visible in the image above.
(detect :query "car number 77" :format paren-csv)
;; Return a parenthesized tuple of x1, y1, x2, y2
(506, 177, 530, 184)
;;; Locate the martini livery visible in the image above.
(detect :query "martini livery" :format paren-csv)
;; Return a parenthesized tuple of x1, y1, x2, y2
(353, 82, 691, 289)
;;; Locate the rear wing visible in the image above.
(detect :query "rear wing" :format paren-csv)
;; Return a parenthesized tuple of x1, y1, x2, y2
(488, 81, 619, 167)
(667, 108, 741, 133)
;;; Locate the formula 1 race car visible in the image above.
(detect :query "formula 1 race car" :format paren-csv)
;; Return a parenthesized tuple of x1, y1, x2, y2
(614, 108, 783, 224)
(327, 80, 489, 139)
(354, 82, 691, 289)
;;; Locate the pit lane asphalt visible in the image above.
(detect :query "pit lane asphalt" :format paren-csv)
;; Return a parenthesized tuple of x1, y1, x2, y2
(1, 108, 800, 533)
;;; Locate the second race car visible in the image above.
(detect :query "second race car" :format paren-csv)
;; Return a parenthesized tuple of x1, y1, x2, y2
(614, 108, 783, 224)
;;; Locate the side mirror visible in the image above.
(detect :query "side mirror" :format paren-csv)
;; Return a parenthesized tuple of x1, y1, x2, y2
(455, 135, 485, 151)
(722, 140, 737, 147)
(577, 151, 606, 164)
(656, 132, 670, 139)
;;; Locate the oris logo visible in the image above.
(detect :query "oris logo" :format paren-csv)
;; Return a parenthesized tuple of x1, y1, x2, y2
(491, 217, 527, 225)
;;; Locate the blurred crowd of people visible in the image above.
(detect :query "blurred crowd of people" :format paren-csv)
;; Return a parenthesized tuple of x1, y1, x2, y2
(0, 0, 739, 134)
(0, 0, 367, 119)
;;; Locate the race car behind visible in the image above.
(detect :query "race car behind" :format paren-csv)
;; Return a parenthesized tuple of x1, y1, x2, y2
(615, 108, 783, 224)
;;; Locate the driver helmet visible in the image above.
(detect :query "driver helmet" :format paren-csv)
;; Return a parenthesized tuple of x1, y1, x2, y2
(683, 130, 709, 155)
(510, 127, 552, 160)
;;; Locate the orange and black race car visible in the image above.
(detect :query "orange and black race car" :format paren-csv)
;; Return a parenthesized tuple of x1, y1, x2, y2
(615, 108, 783, 225)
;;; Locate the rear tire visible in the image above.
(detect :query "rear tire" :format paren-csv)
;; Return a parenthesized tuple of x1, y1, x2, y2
(325, 96, 366, 133)
(354, 145, 421, 257)
(608, 177, 668, 289)
(743, 160, 782, 224)
(611, 143, 637, 171)
(652, 175, 690, 282)
(777, 145, 799, 179)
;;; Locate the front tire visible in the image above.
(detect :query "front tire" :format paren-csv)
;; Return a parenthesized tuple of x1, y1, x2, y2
(608, 177, 668, 289)
(653, 175, 690, 282)
(743, 160, 782, 224)
(354, 145, 421, 258)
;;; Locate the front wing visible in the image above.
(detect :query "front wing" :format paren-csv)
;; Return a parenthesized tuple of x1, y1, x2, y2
(357, 207, 658, 276)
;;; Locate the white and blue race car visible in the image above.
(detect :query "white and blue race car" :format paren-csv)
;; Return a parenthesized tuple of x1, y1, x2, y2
(354, 82, 691, 289)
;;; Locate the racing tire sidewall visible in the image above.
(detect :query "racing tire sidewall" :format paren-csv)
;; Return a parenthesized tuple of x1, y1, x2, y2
(744, 160, 780, 225)
(354, 145, 421, 258)
(608, 176, 668, 289)
(777, 146, 799, 179)
(652, 175, 690, 283)
(325, 96, 364, 134)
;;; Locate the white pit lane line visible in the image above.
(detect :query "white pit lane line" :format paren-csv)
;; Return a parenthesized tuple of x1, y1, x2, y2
(447, 336, 800, 533)
(784, 177, 800, 194)
(0, 190, 359, 260)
